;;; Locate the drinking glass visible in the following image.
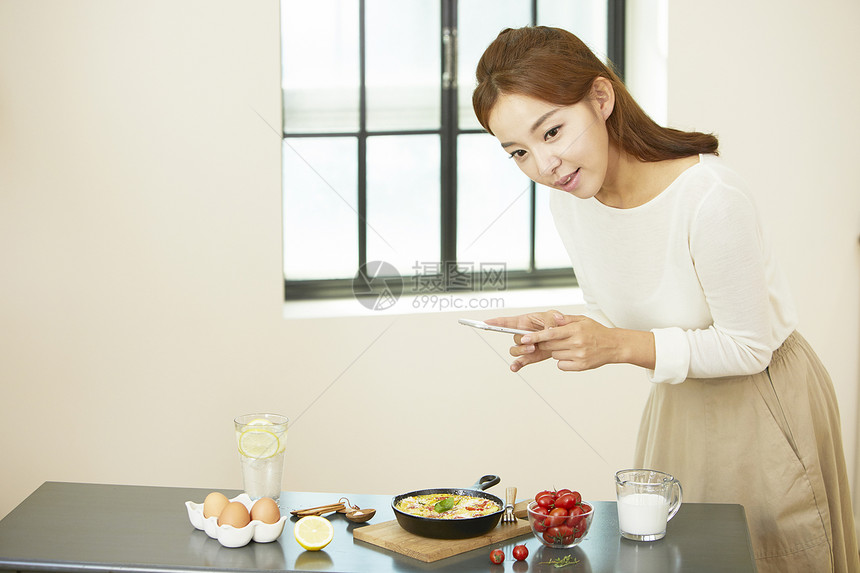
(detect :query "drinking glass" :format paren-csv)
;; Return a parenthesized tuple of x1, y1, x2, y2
(234, 413, 289, 503)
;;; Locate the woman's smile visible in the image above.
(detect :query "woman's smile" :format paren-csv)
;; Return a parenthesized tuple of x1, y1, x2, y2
(555, 168, 581, 192)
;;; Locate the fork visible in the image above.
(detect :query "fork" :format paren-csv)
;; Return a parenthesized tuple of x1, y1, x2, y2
(502, 486, 517, 523)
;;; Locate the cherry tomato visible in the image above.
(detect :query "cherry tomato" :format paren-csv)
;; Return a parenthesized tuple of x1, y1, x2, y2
(558, 524, 575, 544)
(544, 524, 573, 545)
(512, 544, 529, 561)
(570, 491, 582, 506)
(580, 502, 592, 513)
(536, 494, 554, 509)
(532, 506, 549, 517)
(543, 526, 562, 545)
(489, 549, 504, 564)
(565, 506, 584, 528)
(530, 504, 549, 531)
(535, 490, 554, 501)
(555, 493, 577, 510)
(546, 507, 568, 527)
(555, 488, 572, 498)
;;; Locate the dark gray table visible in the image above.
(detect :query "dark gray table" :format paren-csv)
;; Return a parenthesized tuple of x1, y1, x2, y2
(0, 482, 756, 573)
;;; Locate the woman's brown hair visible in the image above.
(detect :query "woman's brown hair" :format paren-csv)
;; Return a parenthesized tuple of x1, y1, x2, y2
(473, 26, 718, 161)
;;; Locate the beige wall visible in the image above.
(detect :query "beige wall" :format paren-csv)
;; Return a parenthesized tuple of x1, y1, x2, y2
(666, 0, 860, 518)
(1, 0, 858, 523)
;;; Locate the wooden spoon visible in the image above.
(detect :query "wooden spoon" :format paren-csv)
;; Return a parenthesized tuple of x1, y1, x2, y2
(344, 508, 376, 523)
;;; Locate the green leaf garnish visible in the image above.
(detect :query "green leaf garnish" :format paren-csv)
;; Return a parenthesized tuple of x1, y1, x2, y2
(434, 497, 458, 513)
(540, 555, 580, 568)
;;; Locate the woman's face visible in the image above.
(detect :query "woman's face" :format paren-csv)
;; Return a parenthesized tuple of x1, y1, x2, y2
(487, 92, 611, 200)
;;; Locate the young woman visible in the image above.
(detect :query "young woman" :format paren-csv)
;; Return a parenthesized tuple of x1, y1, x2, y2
(473, 26, 859, 573)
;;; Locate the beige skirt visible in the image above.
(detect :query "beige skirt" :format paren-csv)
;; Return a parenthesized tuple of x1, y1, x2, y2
(634, 331, 859, 573)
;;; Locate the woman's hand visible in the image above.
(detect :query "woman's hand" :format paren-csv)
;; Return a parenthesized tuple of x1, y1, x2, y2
(485, 310, 565, 372)
(518, 314, 616, 371)
(488, 312, 656, 373)
(519, 314, 656, 372)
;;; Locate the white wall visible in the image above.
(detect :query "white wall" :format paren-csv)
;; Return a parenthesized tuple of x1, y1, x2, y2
(1, 0, 858, 525)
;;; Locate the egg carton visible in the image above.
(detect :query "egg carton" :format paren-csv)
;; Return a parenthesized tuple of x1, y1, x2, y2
(185, 493, 288, 548)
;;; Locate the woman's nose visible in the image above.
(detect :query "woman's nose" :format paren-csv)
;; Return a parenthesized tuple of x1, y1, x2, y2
(537, 151, 561, 177)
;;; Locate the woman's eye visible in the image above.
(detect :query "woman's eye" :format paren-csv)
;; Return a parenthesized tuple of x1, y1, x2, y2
(507, 149, 527, 160)
(544, 126, 561, 141)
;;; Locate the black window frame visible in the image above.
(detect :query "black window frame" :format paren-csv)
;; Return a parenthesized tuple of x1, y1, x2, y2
(282, 0, 625, 302)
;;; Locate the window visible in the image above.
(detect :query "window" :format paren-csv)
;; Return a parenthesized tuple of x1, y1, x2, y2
(281, 0, 625, 302)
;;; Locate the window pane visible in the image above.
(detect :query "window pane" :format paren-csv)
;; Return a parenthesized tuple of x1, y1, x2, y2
(457, 133, 531, 270)
(367, 135, 440, 276)
(282, 1, 360, 133)
(535, 184, 573, 269)
(457, 1, 532, 131)
(366, 0, 440, 131)
(538, 0, 607, 60)
(283, 138, 358, 280)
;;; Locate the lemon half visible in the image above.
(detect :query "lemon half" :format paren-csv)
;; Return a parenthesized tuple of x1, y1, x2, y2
(294, 515, 334, 551)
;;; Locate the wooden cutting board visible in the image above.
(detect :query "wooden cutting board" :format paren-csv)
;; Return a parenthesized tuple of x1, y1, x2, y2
(353, 517, 532, 563)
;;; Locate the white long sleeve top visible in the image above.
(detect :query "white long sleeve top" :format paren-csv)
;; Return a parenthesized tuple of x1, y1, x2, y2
(549, 154, 798, 384)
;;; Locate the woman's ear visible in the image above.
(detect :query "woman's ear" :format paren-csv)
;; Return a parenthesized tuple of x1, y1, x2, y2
(591, 77, 615, 120)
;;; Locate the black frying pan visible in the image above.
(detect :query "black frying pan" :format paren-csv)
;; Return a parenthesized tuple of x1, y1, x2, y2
(391, 475, 504, 539)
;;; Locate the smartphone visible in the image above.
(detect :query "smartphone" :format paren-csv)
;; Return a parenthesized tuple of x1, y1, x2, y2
(458, 318, 532, 336)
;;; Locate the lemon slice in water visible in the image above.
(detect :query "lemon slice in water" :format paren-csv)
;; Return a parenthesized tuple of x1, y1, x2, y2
(294, 515, 334, 551)
(238, 428, 280, 458)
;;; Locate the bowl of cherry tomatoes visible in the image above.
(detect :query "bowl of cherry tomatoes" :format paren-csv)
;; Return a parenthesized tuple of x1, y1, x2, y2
(526, 488, 594, 548)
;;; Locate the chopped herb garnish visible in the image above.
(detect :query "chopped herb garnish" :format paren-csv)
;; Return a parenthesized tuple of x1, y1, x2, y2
(539, 555, 580, 568)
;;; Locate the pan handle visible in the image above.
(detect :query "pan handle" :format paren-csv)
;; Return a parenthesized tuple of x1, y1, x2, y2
(470, 475, 501, 491)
